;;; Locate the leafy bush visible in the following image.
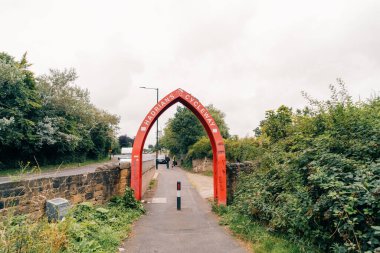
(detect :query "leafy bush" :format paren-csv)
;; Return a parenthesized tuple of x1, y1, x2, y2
(187, 136, 212, 159)
(0, 187, 144, 252)
(225, 136, 267, 162)
(213, 204, 319, 253)
(110, 187, 145, 213)
(230, 83, 380, 252)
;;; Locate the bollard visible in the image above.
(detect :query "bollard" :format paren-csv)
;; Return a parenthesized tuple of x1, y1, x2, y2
(177, 181, 181, 210)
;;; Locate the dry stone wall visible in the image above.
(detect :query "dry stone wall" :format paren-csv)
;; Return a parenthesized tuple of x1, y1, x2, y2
(0, 159, 157, 219)
(0, 162, 130, 219)
(192, 158, 213, 173)
(226, 162, 255, 204)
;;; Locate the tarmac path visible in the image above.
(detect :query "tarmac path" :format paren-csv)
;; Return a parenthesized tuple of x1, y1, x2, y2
(121, 164, 248, 253)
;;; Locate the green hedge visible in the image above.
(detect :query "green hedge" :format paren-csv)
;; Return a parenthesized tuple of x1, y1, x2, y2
(0, 188, 144, 253)
(230, 85, 380, 252)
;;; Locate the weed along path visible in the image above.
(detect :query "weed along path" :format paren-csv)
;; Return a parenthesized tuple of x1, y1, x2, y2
(121, 164, 247, 253)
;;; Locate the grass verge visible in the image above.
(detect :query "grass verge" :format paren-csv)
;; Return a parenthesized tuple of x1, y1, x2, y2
(0, 157, 110, 177)
(212, 204, 320, 253)
(0, 188, 144, 253)
(148, 178, 157, 191)
(199, 170, 213, 177)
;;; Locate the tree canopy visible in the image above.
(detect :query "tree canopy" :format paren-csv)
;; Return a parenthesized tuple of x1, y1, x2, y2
(0, 52, 120, 169)
(118, 135, 134, 148)
(160, 104, 230, 159)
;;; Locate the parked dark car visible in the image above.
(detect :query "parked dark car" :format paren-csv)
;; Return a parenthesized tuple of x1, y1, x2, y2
(156, 155, 167, 164)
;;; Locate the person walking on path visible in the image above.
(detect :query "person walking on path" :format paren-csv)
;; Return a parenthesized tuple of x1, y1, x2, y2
(165, 156, 170, 169)
(172, 156, 177, 167)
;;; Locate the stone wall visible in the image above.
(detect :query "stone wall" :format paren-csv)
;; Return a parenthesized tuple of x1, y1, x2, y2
(226, 162, 255, 204)
(0, 162, 128, 219)
(0, 158, 157, 218)
(142, 159, 155, 174)
(139, 157, 156, 196)
(142, 165, 156, 195)
(192, 158, 213, 172)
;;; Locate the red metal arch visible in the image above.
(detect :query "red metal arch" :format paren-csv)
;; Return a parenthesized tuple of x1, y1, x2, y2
(131, 88, 227, 205)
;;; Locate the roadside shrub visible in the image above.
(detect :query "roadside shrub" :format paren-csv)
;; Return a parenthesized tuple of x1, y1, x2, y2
(225, 137, 267, 162)
(213, 204, 319, 253)
(0, 187, 144, 252)
(110, 187, 145, 213)
(187, 136, 212, 159)
(230, 84, 380, 252)
(0, 214, 68, 253)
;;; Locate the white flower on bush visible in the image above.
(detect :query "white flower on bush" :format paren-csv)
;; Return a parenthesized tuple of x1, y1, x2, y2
(58, 132, 82, 150)
(60, 132, 81, 143)
(0, 117, 15, 130)
(36, 117, 58, 146)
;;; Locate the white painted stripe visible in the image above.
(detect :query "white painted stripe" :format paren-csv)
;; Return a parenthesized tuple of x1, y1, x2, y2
(177, 191, 181, 197)
(151, 198, 167, 203)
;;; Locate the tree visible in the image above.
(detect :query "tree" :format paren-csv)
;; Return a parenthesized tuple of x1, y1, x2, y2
(160, 118, 181, 155)
(0, 52, 42, 167)
(187, 136, 212, 159)
(258, 105, 293, 143)
(160, 107, 203, 156)
(207, 104, 230, 139)
(118, 135, 134, 147)
(0, 52, 120, 169)
(160, 104, 230, 158)
(36, 68, 119, 162)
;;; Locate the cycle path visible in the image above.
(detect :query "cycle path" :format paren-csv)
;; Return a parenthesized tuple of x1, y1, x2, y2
(121, 165, 248, 253)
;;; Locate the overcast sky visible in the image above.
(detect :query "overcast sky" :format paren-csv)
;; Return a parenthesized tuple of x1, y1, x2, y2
(1, 0, 379, 146)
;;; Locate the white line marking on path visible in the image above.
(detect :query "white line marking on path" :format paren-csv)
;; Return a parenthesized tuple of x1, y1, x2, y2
(151, 197, 167, 203)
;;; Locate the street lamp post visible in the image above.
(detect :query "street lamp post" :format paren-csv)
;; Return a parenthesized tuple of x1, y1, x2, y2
(140, 86, 159, 169)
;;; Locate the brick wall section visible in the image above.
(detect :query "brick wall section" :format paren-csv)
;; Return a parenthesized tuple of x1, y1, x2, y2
(0, 162, 130, 219)
(226, 162, 255, 204)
